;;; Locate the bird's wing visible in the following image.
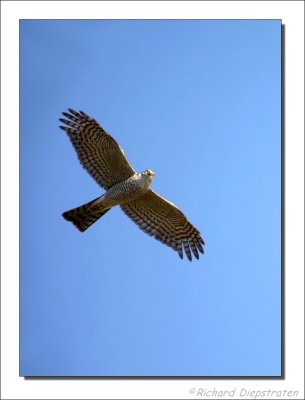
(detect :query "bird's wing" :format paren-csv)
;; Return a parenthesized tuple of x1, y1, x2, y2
(59, 109, 135, 189)
(121, 189, 204, 261)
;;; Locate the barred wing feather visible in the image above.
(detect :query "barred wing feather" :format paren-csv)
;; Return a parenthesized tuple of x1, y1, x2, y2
(59, 109, 135, 189)
(121, 189, 204, 261)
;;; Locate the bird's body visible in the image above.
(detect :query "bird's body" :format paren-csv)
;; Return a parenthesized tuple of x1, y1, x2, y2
(99, 170, 155, 207)
(60, 109, 204, 261)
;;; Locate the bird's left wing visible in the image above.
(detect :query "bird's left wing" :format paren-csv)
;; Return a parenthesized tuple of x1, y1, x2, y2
(59, 109, 135, 189)
(121, 189, 204, 261)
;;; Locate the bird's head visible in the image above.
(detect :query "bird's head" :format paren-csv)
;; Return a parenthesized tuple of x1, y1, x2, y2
(141, 169, 155, 183)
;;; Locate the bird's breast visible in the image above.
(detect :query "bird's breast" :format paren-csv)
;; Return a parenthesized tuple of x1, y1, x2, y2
(102, 176, 150, 207)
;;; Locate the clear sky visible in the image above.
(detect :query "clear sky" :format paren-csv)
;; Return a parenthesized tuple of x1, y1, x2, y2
(20, 20, 281, 377)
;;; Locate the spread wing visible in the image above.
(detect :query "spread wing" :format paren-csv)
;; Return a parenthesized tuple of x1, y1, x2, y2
(59, 109, 135, 189)
(121, 189, 204, 261)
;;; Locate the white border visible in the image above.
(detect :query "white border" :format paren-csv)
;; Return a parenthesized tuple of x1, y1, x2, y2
(1, 1, 304, 399)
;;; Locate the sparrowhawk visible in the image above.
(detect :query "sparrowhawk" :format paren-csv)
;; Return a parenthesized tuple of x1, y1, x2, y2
(60, 109, 205, 261)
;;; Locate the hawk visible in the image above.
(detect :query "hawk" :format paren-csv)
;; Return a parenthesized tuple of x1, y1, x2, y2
(60, 109, 205, 261)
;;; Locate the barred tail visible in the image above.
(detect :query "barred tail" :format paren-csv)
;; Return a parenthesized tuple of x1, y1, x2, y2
(62, 196, 111, 232)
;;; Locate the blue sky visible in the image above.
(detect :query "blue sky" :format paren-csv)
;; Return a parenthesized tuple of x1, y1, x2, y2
(20, 20, 281, 377)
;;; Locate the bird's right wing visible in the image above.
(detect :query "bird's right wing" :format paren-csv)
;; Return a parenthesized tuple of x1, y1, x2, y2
(59, 109, 135, 189)
(121, 189, 204, 261)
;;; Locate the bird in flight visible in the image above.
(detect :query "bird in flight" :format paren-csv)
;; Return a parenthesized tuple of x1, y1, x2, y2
(59, 109, 204, 261)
